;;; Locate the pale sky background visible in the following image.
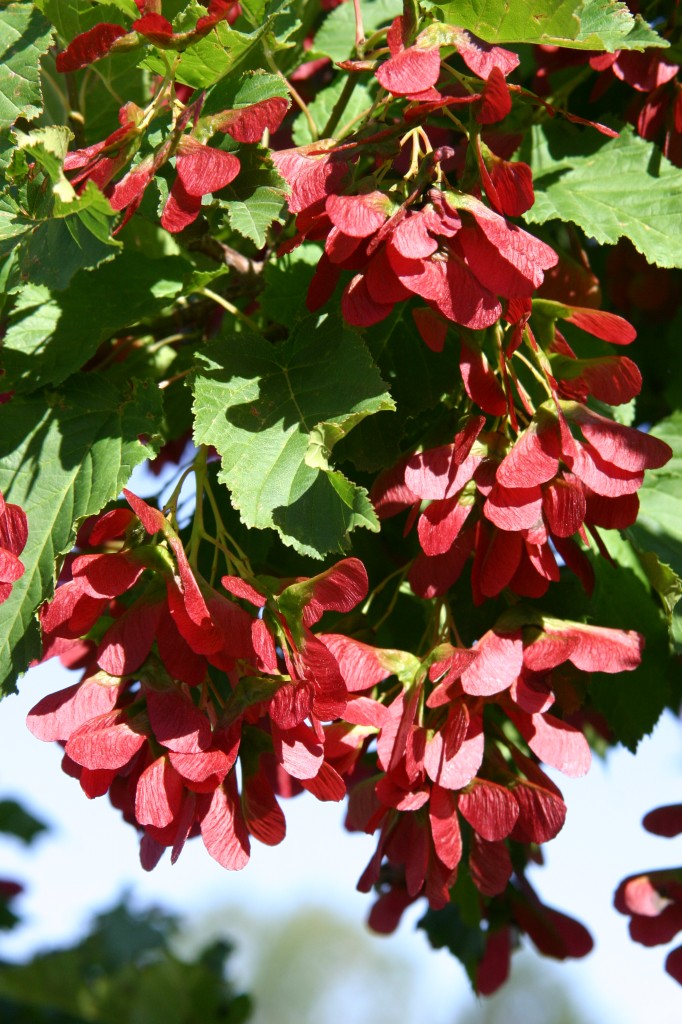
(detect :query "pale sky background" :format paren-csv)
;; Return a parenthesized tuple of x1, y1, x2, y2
(1, 462, 681, 1021)
(1, 660, 682, 1021)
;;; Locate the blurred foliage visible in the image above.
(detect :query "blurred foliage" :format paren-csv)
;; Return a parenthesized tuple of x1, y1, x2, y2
(0, 796, 46, 931)
(0, 799, 47, 846)
(182, 904, 420, 1024)
(0, 901, 251, 1024)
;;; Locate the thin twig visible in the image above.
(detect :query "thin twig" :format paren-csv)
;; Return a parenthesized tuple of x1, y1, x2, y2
(188, 236, 263, 275)
(199, 287, 260, 332)
(159, 368, 192, 389)
(264, 44, 318, 141)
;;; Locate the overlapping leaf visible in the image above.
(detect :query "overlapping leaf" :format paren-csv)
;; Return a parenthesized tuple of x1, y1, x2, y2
(141, 0, 297, 89)
(202, 69, 289, 118)
(192, 315, 395, 557)
(525, 126, 682, 269)
(259, 243, 321, 325)
(0, 195, 34, 257)
(0, 374, 162, 696)
(81, 49, 149, 145)
(0, 3, 55, 130)
(2, 179, 120, 290)
(337, 306, 460, 471)
(2, 250, 190, 393)
(35, 0, 134, 43)
(0, 799, 46, 844)
(431, 0, 665, 50)
(219, 146, 288, 247)
(576, 0, 667, 50)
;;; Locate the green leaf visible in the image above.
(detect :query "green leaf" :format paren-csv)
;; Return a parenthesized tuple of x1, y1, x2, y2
(574, 0, 667, 50)
(627, 413, 682, 651)
(35, 0, 85, 43)
(13, 182, 120, 291)
(0, 799, 47, 844)
(14, 124, 75, 201)
(80, 49, 150, 146)
(259, 242, 320, 325)
(631, 548, 682, 618)
(35, 0, 127, 44)
(0, 194, 33, 257)
(418, 904, 484, 963)
(292, 77, 374, 146)
(337, 306, 460, 471)
(20, 214, 116, 291)
(202, 70, 289, 118)
(97, 0, 139, 18)
(312, 0, 401, 62)
(117, 216, 183, 259)
(587, 533, 673, 750)
(540, 532, 672, 751)
(611, 397, 637, 427)
(192, 315, 395, 557)
(0, 3, 55, 130)
(431, 0, 579, 43)
(0, 374, 162, 697)
(220, 146, 288, 247)
(630, 412, 682, 549)
(525, 125, 682, 269)
(142, 0, 296, 89)
(2, 249, 190, 393)
(430, 0, 666, 50)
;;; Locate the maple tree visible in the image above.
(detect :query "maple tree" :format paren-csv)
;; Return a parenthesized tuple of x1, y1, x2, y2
(1, 0, 682, 998)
